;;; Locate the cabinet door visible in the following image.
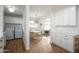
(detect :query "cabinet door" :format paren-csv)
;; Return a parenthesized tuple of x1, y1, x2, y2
(54, 33, 66, 49)
(60, 35, 67, 49)
(55, 33, 60, 45)
(66, 36, 74, 52)
(52, 33, 56, 43)
(55, 9, 64, 25)
(57, 34, 63, 47)
(55, 33, 64, 47)
(55, 6, 76, 26)
(53, 33, 57, 44)
(63, 6, 76, 26)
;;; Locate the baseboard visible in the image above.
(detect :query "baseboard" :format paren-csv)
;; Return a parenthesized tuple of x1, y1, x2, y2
(51, 42, 70, 53)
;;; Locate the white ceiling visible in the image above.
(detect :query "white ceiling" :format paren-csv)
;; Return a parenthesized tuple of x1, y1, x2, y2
(4, 5, 73, 18)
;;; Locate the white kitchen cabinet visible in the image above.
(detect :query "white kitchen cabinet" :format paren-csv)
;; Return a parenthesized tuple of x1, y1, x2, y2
(60, 35, 74, 52)
(55, 6, 76, 26)
(55, 9, 64, 26)
(66, 36, 74, 52)
(54, 33, 61, 45)
(51, 33, 56, 43)
(52, 32, 74, 52)
(59, 35, 66, 49)
(57, 34, 62, 46)
(57, 33, 63, 46)
(51, 32, 56, 43)
(54, 33, 59, 45)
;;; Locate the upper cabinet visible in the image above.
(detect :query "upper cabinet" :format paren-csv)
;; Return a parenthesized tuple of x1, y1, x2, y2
(55, 6, 76, 26)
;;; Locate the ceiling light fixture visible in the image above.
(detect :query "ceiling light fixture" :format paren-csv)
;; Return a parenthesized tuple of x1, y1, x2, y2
(8, 6, 15, 13)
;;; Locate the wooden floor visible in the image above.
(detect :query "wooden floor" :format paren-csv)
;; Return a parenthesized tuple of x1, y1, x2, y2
(4, 37, 69, 53)
(4, 39, 26, 53)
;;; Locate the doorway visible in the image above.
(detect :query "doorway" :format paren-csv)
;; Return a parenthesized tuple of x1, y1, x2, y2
(4, 5, 25, 53)
(29, 5, 52, 52)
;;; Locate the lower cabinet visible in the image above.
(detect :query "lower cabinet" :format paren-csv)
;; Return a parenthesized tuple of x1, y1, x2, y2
(66, 36, 74, 52)
(59, 35, 66, 49)
(52, 33, 74, 52)
(52, 33, 57, 44)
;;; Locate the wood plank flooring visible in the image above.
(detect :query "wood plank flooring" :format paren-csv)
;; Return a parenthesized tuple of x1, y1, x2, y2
(4, 37, 69, 53)
(4, 39, 26, 53)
